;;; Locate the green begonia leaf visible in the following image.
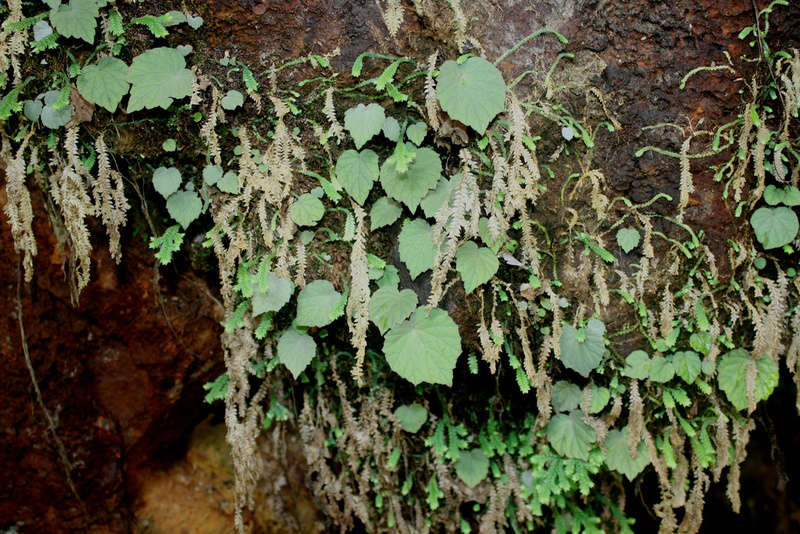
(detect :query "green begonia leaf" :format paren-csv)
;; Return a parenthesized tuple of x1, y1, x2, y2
(220, 90, 244, 110)
(436, 56, 506, 135)
(717, 349, 779, 411)
(290, 193, 325, 226)
(187, 14, 204, 29)
(546, 410, 596, 461)
(622, 350, 651, 379)
(455, 241, 499, 293)
(762, 185, 800, 206)
(344, 103, 385, 149)
(76, 57, 130, 112)
(671, 351, 702, 384)
(455, 448, 489, 488)
(217, 170, 239, 194)
(398, 218, 436, 279)
(383, 307, 461, 386)
(750, 206, 799, 250)
(33, 20, 53, 41)
(23, 100, 43, 122)
(50, 0, 98, 44)
(166, 190, 202, 229)
(251, 273, 294, 316)
(406, 122, 427, 146)
(369, 285, 418, 334)
(587, 384, 610, 414)
(202, 165, 223, 185)
(380, 145, 442, 212)
(784, 187, 800, 206)
(552, 380, 582, 412)
(152, 166, 181, 198)
(295, 280, 345, 327)
(616, 228, 640, 254)
(370, 197, 402, 231)
(604, 427, 649, 480)
(335, 149, 379, 205)
(277, 328, 316, 378)
(420, 175, 459, 218)
(382, 116, 400, 141)
(40, 90, 72, 129)
(648, 357, 675, 383)
(764, 185, 785, 205)
(559, 319, 606, 377)
(377, 265, 401, 289)
(394, 403, 428, 433)
(478, 217, 506, 254)
(127, 47, 195, 112)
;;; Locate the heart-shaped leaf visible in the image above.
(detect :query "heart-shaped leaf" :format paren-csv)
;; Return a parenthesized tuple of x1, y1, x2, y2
(454, 448, 489, 488)
(380, 145, 442, 212)
(202, 165, 223, 185)
(50, 0, 99, 44)
(398, 218, 436, 279)
(559, 319, 606, 377)
(436, 56, 506, 135)
(455, 241, 499, 293)
(784, 187, 800, 206)
(616, 228, 640, 254)
(383, 307, 461, 386)
(251, 273, 294, 316)
(394, 403, 428, 433)
(23, 100, 43, 122)
(335, 149, 379, 205)
(153, 166, 182, 198)
(295, 280, 345, 327)
(277, 328, 316, 378)
(344, 103, 385, 149)
(369, 285, 418, 334)
(764, 184, 785, 205)
(40, 90, 72, 129)
(587, 384, 610, 414)
(166, 190, 202, 229)
(369, 197, 402, 231)
(648, 356, 675, 383)
(217, 170, 239, 194)
(406, 122, 427, 146)
(420, 175, 459, 218)
(552, 380, 582, 412)
(382, 116, 400, 141)
(750, 206, 798, 249)
(187, 14, 204, 29)
(604, 427, 649, 480)
(377, 265, 401, 289)
(546, 410, 596, 460)
(717, 349, 779, 411)
(290, 193, 325, 227)
(127, 47, 195, 112)
(622, 350, 651, 379)
(220, 89, 244, 110)
(76, 56, 130, 112)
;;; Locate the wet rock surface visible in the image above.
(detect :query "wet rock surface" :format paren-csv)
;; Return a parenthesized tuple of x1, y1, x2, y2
(2, 0, 799, 532)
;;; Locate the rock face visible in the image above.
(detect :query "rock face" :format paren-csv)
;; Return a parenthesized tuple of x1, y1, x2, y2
(1, 0, 798, 532)
(0, 188, 226, 532)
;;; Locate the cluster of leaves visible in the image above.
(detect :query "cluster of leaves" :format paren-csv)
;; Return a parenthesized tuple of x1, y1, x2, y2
(1, 2, 201, 126)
